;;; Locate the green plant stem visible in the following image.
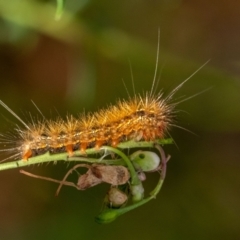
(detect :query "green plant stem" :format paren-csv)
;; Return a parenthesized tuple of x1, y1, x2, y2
(55, 0, 64, 20)
(0, 139, 173, 172)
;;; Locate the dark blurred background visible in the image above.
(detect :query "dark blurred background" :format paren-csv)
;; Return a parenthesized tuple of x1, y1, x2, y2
(0, 0, 240, 239)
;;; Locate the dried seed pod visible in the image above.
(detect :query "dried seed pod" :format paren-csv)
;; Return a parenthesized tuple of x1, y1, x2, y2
(77, 164, 130, 190)
(107, 187, 128, 208)
(77, 168, 102, 190)
(91, 165, 130, 186)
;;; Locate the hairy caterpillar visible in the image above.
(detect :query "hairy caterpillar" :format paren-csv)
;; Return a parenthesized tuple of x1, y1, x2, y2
(0, 94, 171, 161)
(0, 39, 207, 163)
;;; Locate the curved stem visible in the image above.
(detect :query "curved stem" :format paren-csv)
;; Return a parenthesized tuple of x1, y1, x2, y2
(96, 171, 165, 224)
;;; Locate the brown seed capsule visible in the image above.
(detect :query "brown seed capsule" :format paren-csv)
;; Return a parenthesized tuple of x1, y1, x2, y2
(107, 187, 128, 208)
(77, 168, 102, 190)
(77, 164, 130, 190)
(91, 165, 130, 186)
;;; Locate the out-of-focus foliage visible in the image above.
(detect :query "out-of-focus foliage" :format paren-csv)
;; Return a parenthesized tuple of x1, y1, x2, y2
(0, 0, 240, 239)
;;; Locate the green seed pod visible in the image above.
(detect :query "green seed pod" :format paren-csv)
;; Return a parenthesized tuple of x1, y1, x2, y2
(131, 184, 144, 202)
(95, 209, 119, 224)
(130, 151, 160, 172)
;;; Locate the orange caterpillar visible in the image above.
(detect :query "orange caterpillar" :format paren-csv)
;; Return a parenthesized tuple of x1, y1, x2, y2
(0, 92, 174, 161)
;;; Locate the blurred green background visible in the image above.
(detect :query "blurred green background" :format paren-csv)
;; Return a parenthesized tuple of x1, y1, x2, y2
(0, 0, 240, 239)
